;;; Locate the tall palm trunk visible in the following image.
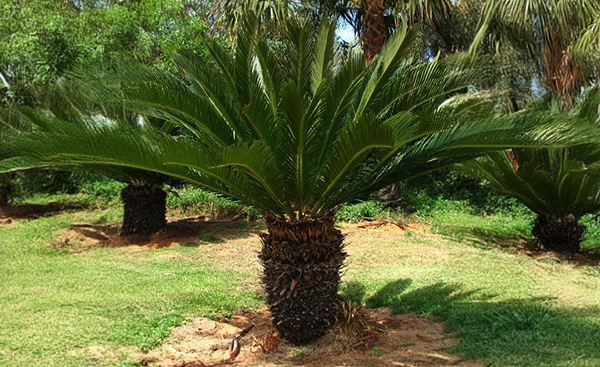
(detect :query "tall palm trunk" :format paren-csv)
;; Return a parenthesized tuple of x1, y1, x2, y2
(0, 184, 8, 207)
(543, 34, 581, 108)
(363, 0, 387, 64)
(120, 181, 166, 236)
(532, 214, 585, 254)
(364, 0, 400, 201)
(259, 215, 346, 345)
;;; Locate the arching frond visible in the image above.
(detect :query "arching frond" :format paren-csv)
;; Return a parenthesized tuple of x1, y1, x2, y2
(457, 91, 600, 217)
(3, 13, 599, 221)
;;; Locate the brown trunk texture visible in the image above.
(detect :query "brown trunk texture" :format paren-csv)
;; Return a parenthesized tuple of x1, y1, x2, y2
(259, 215, 346, 345)
(0, 184, 8, 207)
(363, 0, 387, 63)
(120, 182, 166, 236)
(532, 214, 585, 254)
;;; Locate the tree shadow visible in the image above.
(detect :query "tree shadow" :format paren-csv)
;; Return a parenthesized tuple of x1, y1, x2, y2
(348, 278, 600, 365)
(0, 201, 91, 220)
(168, 218, 265, 245)
(440, 225, 531, 251)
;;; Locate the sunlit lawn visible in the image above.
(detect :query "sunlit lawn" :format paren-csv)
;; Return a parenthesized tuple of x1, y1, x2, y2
(2, 200, 600, 366)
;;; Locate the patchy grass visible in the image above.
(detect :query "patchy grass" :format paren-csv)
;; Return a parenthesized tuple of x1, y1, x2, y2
(0, 210, 261, 367)
(2, 196, 600, 366)
(340, 222, 600, 367)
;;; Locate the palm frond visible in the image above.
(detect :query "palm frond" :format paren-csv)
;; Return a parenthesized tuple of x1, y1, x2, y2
(5, 12, 599, 220)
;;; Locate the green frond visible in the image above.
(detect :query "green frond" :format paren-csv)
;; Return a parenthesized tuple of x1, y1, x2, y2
(457, 95, 600, 218)
(6, 12, 599, 221)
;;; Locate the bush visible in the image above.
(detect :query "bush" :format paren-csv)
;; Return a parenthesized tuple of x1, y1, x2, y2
(79, 178, 126, 206)
(400, 169, 527, 216)
(16, 169, 83, 195)
(335, 200, 387, 222)
(166, 186, 260, 220)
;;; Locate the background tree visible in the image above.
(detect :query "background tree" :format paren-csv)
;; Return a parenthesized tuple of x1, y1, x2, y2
(0, 0, 215, 208)
(470, 0, 600, 107)
(0, 0, 213, 106)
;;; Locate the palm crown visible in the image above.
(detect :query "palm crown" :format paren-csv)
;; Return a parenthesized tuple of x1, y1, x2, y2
(458, 90, 600, 253)
(3, 15, 593, 219)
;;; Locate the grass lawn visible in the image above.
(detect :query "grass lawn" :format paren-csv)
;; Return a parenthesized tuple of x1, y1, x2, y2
(2, 198, 600, 366)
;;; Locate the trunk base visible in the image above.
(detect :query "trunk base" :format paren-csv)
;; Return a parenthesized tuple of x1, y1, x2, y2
(120, 182, 166, 236)
(532, 214, 585, 254)
(260, 215, 346, 345)
(0, 185, 8, 207)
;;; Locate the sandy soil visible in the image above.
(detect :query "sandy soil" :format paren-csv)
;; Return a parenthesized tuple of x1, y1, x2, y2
(134, 307, 482, 367)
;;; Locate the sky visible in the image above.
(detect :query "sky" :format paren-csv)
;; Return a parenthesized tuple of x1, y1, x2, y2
(337, 20, 358, 43)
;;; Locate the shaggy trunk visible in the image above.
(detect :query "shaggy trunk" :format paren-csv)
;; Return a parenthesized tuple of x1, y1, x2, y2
(0, 184, 8, 207)
(363, 0, 387, 64)
(259, 215, 346, 345)
(120, 182, 166, 236)
(543, 34, 581, 109)
(532, 214, 585, 254)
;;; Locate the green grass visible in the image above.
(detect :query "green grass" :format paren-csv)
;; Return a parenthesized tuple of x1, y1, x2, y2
(3, 193, 600, 366)
(339, 201, 600, 367)
(0, 209, 261, 367)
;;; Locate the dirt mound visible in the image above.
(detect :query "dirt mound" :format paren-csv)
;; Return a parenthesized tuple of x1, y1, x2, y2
(135, 308, 481, 367)
(52, 217, 260, 253)
(488, 238, 600, 266)
(519, 246, 600, 266)
(357, 220, 430, 233)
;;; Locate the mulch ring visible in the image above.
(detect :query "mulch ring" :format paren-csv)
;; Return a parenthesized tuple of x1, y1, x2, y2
(133, 307, 483, 367)
(518, 244, 600, 266)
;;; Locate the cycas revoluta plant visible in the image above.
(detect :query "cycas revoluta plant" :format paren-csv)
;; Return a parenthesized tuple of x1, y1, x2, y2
(458, 90, 600, 254)
(2, 15, 597, 344)
(0, 90, 170, 236)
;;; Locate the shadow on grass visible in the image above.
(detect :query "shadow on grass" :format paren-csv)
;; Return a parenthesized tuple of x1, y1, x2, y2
(0, 201, 92, 220)
(169, 218, 265, 246)
(436, 225, 531, 251)
(341, 279, 600, 366)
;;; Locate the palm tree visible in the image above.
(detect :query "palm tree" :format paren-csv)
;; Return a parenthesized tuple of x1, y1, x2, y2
(458, 91, 600, 254)
(210, 0, 453, 61)
(2, 15, 596, 344)
(0, 98, 169, 236)
(0, 107, 33, 207)
(47, 85, 172, 236)
(470, 0, 600, 106)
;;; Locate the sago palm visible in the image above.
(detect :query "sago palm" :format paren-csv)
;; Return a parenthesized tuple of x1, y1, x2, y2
(0, 93, 170, 236)
(2, 15, 597, 344)
(458, 91, 600, 254)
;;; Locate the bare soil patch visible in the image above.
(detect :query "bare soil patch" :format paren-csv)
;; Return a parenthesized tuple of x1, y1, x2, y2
(489, 238, 600, 267)
(357, 220, 430, 233)
(135, 308, 481, 367)
(0, 202, 88, 222)
(51, 217, 262, 253)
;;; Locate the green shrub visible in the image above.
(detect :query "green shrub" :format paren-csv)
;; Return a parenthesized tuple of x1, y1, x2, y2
(580, 213, 600, 250)
(335, 200, 387, 222)
(17, 169, 85, 195)
(79, 178, 126, 206)
(401, 169, 529, 217)
(167, 186, 260, 219)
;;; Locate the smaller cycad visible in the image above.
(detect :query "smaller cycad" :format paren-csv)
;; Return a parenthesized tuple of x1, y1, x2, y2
(458, 92, 600, 254)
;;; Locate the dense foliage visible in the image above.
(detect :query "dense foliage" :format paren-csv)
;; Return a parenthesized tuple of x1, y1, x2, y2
(0, 0, 213, 106)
